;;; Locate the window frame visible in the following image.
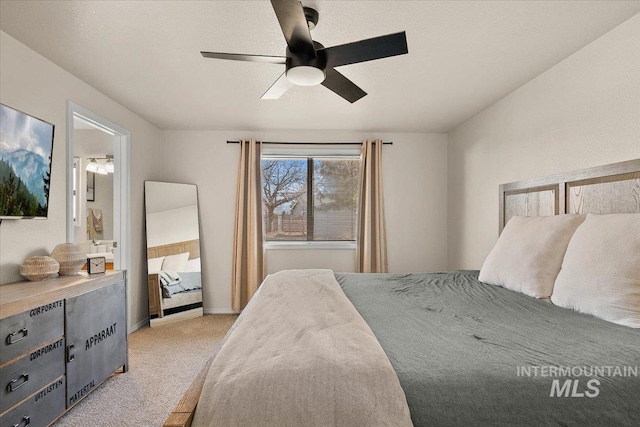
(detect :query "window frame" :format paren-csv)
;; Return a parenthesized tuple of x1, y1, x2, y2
(261, 147, 360, 247)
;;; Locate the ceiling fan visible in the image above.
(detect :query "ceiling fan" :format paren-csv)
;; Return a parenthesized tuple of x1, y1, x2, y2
(200, 0, 408, 103)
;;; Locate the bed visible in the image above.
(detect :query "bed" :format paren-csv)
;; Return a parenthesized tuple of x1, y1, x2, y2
(337, 270, 640, 426)
(148, 239, 203, 318)
(165, 159, 640, 427)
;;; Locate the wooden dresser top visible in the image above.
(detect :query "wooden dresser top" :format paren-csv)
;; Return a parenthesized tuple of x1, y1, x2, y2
(0, 271, 124, 319)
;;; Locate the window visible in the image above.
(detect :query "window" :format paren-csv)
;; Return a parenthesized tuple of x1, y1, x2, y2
(262, 155, 359, 242)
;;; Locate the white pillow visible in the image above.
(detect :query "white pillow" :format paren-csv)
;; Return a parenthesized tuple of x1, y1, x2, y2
(148, 256, 165, 274)
(551, 213, 640, 328)
(184, 257, 201, 273)
(479, 214, 585, 298)
(162, 252, 190, 272)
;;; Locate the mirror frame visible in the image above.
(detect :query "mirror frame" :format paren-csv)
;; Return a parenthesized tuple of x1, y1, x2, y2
(144, 181, 203, 325)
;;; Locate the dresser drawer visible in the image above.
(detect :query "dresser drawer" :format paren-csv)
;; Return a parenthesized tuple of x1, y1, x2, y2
(0, 376, 65, 427)
(0, 301, 64, 365)
(0, 337, 65, 414)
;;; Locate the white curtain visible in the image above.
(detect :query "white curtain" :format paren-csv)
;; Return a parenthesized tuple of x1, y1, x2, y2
(231, 139, 265, 311)
(356, 139, 388, 273)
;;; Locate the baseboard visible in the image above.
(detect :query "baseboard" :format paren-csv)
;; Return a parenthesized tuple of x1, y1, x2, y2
(204, 308, 238, 315)
(128, 311, 236, 330)
(129, 318, 149, 333)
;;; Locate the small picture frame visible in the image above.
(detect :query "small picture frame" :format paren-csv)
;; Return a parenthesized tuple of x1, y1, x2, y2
(87, 171, 95, 201)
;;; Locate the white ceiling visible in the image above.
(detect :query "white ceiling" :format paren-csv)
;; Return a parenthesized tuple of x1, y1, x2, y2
(1, 1, 639, 133)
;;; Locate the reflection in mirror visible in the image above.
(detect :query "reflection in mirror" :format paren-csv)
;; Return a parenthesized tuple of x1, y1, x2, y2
(72, 128, 116, 270)
(145, 181, 202, 326)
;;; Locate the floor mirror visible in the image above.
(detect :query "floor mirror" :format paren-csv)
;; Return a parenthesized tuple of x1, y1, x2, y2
(145, 181, 203, 326)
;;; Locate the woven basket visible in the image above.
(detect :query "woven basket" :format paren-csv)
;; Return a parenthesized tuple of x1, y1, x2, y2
(51, 243, 87, 275)
(20, 256, 60, 281)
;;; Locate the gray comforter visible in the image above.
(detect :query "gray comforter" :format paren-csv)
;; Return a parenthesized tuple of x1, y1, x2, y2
(336, 271, 640, 427)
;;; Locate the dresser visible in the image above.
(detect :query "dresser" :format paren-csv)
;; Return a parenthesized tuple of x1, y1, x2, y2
(0, 271, 127, 427)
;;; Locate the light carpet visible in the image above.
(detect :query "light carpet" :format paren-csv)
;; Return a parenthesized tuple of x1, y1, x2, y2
(54, 314, 237, 427)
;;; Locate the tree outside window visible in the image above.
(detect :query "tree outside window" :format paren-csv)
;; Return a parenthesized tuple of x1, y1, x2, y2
(262, 157, 359, 241)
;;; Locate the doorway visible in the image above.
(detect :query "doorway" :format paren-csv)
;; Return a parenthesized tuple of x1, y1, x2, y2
(66, 102, 131, 329)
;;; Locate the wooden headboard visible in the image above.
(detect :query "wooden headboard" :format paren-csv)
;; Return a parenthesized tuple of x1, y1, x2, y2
(147, 239, 200, 260)
(499, 159, 640, 233)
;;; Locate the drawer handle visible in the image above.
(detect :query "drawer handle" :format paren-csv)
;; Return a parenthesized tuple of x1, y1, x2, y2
(6, 328, 28, 345)
(7, 373, 29, 392)
(13, 415, 30, 427)
(67, 344, 75, 362)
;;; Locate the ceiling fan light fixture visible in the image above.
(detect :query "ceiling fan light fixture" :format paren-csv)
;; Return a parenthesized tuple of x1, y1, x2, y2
(200, 2, 407, 102)
(286, 65, 325, 86)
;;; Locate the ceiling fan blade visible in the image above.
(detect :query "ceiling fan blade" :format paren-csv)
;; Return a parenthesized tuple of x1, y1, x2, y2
(321, 32, 408, 69)
(261, 72, 294, 99)
(270, 0, 316, 57)
(321, 68, 367, 103)
(201, 51, 286, 64)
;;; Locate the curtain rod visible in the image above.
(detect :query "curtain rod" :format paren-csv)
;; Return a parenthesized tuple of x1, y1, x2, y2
(226, 141, 392, 146)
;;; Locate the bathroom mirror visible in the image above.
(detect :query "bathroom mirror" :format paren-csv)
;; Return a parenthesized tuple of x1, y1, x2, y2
(72, 128, 116, 270)
(145, 181, 202, 326)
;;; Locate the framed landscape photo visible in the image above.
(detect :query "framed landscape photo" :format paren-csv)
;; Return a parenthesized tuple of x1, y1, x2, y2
(87, 171, 95, 201)
(0, 103, 55, 219)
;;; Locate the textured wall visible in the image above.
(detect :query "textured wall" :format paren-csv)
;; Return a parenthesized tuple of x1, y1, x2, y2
(160, 131, 448, 313)
(0, 31, 163, 331)
(447, 15, 640, 269)
(146, 205, 199, 248)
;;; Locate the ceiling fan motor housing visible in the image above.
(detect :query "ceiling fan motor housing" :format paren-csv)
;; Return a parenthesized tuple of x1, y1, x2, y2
(304, 7, 319, 30)
(285, 44, 327, 86)
(200, 2, 408, 102)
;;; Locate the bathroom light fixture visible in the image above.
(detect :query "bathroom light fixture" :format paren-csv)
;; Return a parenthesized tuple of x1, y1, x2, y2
(86, 156, 114, 174)
(86, 158, 99, 173)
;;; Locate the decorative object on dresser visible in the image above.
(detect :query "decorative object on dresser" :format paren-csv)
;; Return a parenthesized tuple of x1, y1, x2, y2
(50, 243, 86, 275)
(0, 271, 127, 427)
(87, 256, 106, 274)
(19, 256, 59, 281)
